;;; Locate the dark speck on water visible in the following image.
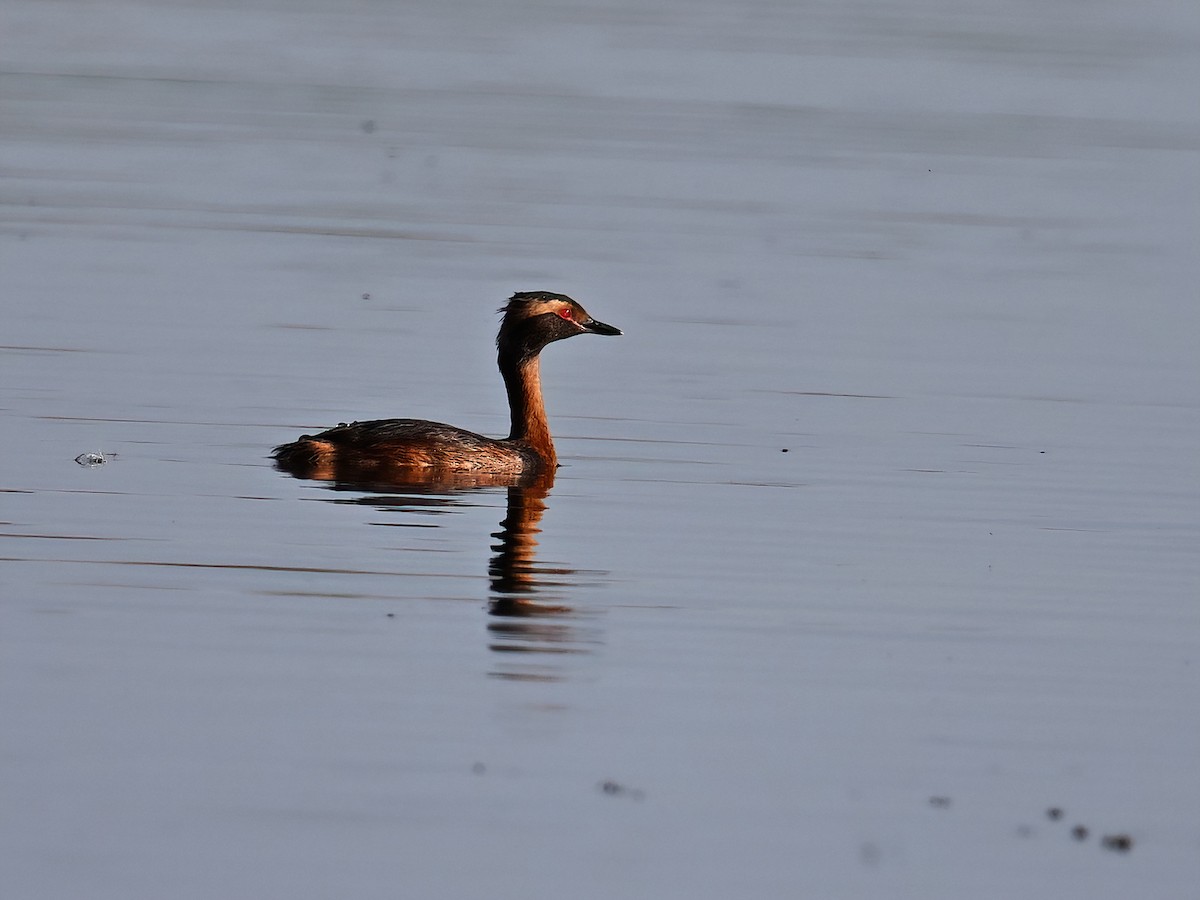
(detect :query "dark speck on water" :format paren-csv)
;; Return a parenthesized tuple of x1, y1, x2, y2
(1101, 833, 1133, 852)
(599, 780, 645, 801)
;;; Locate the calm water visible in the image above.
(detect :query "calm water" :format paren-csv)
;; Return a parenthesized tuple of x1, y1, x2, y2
(3, 1, 1199, 897)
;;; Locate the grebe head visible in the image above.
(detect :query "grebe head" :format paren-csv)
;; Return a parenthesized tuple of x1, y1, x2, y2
(497, 291, 621, 364)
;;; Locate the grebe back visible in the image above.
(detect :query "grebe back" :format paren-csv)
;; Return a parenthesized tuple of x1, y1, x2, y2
(272, 291, 620, 479)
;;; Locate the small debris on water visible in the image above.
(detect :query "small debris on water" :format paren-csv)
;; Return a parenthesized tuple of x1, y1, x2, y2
(75, 451, 111, 466)
(1101, 833, 1133, 852)
(780, 448, 789, 453)
(1046, 807, 1064, 821)
(928, 795, 951, 809)
(471, 762, 486, 775)
(1072, 825, 1089, 841)
(598, 780, 645, 801)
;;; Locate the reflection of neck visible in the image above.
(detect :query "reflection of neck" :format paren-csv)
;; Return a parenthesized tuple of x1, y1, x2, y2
(490, 480, 552, 596)
(501, 352, 556, 468)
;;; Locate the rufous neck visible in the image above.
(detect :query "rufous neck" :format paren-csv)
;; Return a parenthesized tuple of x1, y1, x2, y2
(501, 352, 556, 468)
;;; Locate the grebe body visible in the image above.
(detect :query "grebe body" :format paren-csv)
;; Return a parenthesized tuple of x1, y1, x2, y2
(272, 292, 620, 480)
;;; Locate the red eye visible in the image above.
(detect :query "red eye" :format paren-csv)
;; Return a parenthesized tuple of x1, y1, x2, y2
(557, 308, 574, 321)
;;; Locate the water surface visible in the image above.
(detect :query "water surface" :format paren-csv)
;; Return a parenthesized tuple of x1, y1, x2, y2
(3, 1, 1199, 897)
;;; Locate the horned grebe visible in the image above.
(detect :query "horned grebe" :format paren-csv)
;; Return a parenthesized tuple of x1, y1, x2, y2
(272, 291, 621, 479)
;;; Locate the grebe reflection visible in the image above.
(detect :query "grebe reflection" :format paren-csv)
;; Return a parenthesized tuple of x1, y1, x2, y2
(277, 466, 593, 680)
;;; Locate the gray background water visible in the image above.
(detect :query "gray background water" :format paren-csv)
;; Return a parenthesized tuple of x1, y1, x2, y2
(3, 1, 1198, 897)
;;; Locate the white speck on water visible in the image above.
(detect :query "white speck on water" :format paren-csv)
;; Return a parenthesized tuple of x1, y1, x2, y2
(73, 451, 110, 466)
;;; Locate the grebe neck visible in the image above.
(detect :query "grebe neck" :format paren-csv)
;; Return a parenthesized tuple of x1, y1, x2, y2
(501, 352, 556, 468)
